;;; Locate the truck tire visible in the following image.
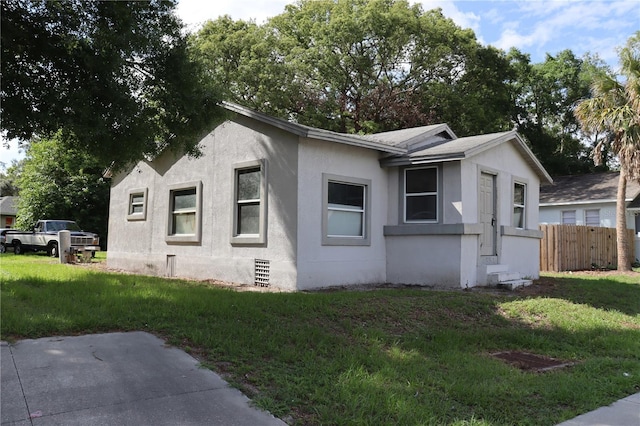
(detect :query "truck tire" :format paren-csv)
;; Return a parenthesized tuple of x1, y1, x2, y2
(48, 242, 59, 257)
(0, 243, 5, 254)
(13, 241, 23, 255)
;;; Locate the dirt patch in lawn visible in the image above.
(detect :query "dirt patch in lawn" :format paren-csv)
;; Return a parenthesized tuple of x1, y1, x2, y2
(491, 351, 577, 372)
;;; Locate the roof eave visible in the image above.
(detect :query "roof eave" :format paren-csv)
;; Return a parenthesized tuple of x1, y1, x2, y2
(222, 101, 405, 155)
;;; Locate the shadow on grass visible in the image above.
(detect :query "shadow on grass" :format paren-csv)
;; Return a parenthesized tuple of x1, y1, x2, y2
(525, 273, 640, 316)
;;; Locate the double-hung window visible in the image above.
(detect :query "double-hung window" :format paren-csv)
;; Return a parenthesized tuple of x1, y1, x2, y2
(322, 174, 370, 246)
(404, 167, 438, 222)
(513, 182, 526, 228)
(127, 188, 148, 221)
(166, 181, 202, 243)
(562, 210, 576, 225)
(585, 209, 600, 226)
(232, 160, 266, 245)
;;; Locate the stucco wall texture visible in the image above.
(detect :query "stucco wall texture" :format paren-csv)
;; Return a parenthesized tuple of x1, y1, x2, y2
(108, 116, 543, 291)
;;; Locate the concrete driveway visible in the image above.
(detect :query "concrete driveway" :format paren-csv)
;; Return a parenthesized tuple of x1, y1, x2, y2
(1, 332, 286, 425)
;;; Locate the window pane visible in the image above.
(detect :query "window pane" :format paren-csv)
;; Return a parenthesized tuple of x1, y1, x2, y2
(513, 207, 524, 228)
(585, 209, 600, 226)
(238, 203, 260, 235)
(131, 204, 144, 214)
(328, 182, 364, 209)
(173, 212, 195, 234)
(562, 210, 576, 225)
(131, 194, 144, 204)
(406, 168, 437, 193)
(238, 168, 260, 201)
(406, 195, 437, 221)
(328, 210, 363, 236)
(173, 188, 196, 211)
(514, 184, 525, 205)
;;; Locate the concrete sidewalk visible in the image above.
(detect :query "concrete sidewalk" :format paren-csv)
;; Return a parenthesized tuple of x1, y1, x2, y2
(1, 332, 286, 425)
(2, 332, 638, 425)
(556, 392, 640, 426)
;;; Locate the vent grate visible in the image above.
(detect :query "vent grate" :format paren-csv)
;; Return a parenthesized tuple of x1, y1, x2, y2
(166, 255, 176, 278)
(254, 259, 270, 287)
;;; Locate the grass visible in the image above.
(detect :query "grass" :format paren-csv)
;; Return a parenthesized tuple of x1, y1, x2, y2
(1, 253, 639, 425)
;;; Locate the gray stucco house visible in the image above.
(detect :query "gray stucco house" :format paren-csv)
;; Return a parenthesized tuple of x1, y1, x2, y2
(107, 102, 552, 291)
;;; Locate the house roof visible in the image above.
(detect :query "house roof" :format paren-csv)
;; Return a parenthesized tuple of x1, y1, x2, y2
(221, 102, 552, 183)
(0, 196, 18, 216)
(539, 172, 640, 206)
(380, 130, 553, 183)
(222, 101, 407, 155)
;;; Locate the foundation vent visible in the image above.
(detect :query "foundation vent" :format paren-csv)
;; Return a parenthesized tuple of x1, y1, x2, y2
(254, 259, 270, 287)
(166, 255, 176, 278)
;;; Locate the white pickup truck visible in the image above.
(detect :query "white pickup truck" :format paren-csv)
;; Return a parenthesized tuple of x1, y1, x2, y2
(5, 220, 100, 257)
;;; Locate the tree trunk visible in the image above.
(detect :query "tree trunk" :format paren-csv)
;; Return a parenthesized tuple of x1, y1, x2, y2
(616, 168, 631, 271)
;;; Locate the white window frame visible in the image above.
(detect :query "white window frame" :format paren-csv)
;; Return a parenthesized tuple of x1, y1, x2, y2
(562, 210, 576, 225)
(585, 209, 600, 227)
(165, 181, 202, 243)
(404, 166, 438, 223)
(322, 174, 371, 246)
(512, 182, 526, 229)
(127, 188, 148, 221)
(231, 159, 267, 246)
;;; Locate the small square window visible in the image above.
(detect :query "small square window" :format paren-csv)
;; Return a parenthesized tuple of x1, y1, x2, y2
(127, 188, 148, 221)
(585, 209, 600, 226)
(166, 181, 202, 243)
(562, 210, 576, 225)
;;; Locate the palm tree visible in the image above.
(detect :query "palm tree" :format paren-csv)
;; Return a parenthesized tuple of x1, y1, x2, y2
(574, 32, 640, 271)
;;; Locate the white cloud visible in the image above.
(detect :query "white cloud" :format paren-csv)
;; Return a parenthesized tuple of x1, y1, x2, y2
(419, 1, 481, 30)
(490, 0, 636, 63)
(176, 0, 290, 30)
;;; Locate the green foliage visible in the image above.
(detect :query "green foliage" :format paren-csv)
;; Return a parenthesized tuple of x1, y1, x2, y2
(574, 32, 640, 271)
(509, 49, 610, 175)
(0, 160, 21, 196)
(193, 0, 514, 136)
(2, 257, 639, 425)
(1, 0, 223, 168)
(15, 131, 109, 244)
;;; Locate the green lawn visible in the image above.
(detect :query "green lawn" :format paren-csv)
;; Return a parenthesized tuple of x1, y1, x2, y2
(1, 253, 639, 426)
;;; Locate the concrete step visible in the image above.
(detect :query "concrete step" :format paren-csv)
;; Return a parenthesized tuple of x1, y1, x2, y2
(487, 271, 522, 284)
(486, 264, 509, 274)
(496, 279, 533, 290)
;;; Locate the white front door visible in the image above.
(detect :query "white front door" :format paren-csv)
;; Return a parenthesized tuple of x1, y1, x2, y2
(479, 173, 496, 256)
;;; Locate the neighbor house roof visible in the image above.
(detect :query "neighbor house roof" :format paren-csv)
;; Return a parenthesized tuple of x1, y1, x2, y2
(0, 196, 18, 216)
(222, 102, 552, 183)
(539, 172, 640, 206)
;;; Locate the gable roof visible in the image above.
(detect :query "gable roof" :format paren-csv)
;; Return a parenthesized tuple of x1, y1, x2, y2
(0, 196, 18, 216)
(539, 172, 640, 205)
(221, 102, 552, 183)
(380, 130, 553, 183)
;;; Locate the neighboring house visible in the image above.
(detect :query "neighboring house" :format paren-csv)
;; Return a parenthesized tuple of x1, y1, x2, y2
(0, 196, 18, 228)
(107, 102, 552, 291)
(539, 172, 640, 233)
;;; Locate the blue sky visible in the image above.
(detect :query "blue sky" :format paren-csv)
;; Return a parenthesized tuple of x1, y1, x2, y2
(2, 0, 637, 166)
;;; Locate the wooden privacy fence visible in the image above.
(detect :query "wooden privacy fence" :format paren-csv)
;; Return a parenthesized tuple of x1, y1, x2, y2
(540, 225, 636, 272)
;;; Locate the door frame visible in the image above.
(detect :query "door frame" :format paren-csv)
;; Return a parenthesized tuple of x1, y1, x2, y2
(478, 170, 498, 259)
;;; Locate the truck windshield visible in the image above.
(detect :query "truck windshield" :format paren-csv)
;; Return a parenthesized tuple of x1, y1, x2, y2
(46, 221, 82, 232)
